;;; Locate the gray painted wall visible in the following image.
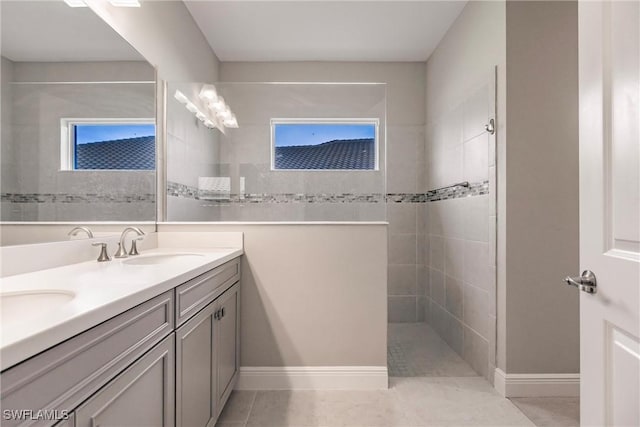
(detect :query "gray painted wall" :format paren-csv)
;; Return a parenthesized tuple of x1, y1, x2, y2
(86, 0, 219, 83)
(158, 223, 388, 368)
(503, 0, 579, 374)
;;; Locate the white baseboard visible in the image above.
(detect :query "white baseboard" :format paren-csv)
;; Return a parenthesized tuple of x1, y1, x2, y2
(236, 366, 388, 390)
(494, 368, 580, 397)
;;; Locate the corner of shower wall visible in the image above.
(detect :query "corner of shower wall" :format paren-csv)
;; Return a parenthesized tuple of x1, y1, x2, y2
(423, 72, 498, 382)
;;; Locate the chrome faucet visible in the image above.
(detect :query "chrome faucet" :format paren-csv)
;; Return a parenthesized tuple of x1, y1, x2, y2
(114, 227, 145, 258)
(92, 242, 111, 262)
(68, 226, 94, 239)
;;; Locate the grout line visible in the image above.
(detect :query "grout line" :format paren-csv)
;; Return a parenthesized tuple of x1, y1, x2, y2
(244, 390, 258, 425)
(463, 280, 491, 296)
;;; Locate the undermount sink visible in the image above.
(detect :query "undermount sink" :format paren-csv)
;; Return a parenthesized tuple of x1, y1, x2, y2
(1, 290, 76, 326)
(122, 253, 204, 266)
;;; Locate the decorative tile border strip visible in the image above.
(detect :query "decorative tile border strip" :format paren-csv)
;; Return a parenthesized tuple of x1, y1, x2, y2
(167, 180, 489, 204)
(167, 181, 198, 199)
(1, 181, 488, 206)
(386, 193, 428, 203)
(1, 193, 155, 203)
(425, 180, 489, 202)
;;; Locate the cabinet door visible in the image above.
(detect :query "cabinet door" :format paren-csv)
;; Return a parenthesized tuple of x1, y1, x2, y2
(52, 413, 74, 427)
(216, 283, 240, 413)
(175, 301, 217, 427)
(0, 291, 173, 427)
(75, 334, 175, 427)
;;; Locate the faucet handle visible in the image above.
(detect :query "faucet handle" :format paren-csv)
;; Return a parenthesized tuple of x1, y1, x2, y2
(92, 242, 111, 262)
(128, 236, 144, 256)
(114, 242, 128, 258)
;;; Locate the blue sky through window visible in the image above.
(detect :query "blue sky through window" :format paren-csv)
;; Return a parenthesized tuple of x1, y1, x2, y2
(75, 124, 155, 144)
(274, 123, 375, 147)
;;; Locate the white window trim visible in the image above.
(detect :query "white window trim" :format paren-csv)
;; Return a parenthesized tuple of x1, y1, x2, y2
(60, 118, 155, 171)
(270, 118, 380, 172)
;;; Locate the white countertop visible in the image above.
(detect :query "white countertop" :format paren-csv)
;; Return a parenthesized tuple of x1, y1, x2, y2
(0, 247, 243, 371)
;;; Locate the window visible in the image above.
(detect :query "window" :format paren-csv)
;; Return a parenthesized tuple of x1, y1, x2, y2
(271, 119, 378, 171)
(61, 119, 155, 171)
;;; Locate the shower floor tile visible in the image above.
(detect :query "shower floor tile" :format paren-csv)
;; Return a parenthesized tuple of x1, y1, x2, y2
(388, 323, 477, 377)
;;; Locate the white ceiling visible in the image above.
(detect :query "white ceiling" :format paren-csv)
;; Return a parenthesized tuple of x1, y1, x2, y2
(1, 1, 143, 62)
(185, 1, 466, 62)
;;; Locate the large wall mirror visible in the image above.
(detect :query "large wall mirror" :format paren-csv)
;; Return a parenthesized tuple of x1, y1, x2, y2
(1, 1, 157, 245)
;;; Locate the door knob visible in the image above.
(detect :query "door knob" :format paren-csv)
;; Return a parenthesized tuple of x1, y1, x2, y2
(564, 270, 597, 294)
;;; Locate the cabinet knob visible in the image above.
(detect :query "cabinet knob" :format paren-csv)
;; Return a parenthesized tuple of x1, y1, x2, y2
(221, 307, 225, 318)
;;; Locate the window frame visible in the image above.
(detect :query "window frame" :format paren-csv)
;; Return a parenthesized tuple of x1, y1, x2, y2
(60, 117, 156, 171)
(270, 118, 380, 172)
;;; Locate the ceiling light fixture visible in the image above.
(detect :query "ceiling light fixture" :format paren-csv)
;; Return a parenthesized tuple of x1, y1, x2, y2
(109, 0, 141, 7)
(64, 0, 88, 7)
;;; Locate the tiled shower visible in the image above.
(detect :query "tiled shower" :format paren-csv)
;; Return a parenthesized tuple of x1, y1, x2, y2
(424, 77, 497, 380)
(385, 72, 497, 381)
(164, 66, 497, 380)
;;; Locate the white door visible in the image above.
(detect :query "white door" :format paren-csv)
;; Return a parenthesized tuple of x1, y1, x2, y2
(578, 1, 640, 426)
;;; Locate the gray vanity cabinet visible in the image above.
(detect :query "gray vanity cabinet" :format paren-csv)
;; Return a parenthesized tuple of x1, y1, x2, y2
(175, 282, 240, 427)
(75, 334, 175, 427)
(52, 414, 74, 427)
(175, 302, 217, 427)
(215, 283, 240, 415)
(0, 291, 174, 427)
(0, 257, 241, 427)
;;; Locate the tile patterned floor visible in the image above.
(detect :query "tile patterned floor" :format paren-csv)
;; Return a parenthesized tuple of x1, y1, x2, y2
(216, 378, 537, 427)
(217, 323, 579, 427)
(387, 323, 477, 377)
(510, 397, 580, 427)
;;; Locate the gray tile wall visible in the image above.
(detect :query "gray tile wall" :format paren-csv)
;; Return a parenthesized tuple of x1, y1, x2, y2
(424, 81, 497, 380)
(386, 124, 428, 323)
(0, 60, 156, 222)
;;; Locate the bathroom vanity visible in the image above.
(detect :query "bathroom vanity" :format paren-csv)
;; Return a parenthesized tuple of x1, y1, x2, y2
(0, 249, 242, 427)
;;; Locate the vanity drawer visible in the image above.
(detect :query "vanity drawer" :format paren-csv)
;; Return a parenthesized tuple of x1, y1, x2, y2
(0, 291, 174, 427)
(175, 258, 240, 326)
